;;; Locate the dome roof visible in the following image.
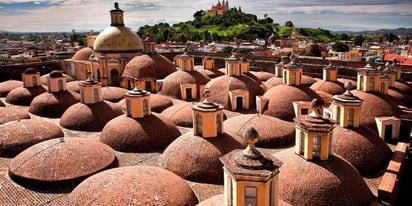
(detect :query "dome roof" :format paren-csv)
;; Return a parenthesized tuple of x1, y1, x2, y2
(388, 88, 412, 107)
(100, 113, 181, 152)
(264, 76, 283, 89)
(67, 80, 81, 93)
(159, 132, 245, 183)
(161, 102, 194, 127)
(249, 71, 275, 81)
(310, 80, 345, 95)
(9, 138, 116, 189)
(194, 65, 225, 79)
(123, 54, 176, 79)
(29, 90, 81, 118)
(24, 68, 37, 74)
(93, 26, 143, 53)
(60, 101, 123, 131)
(40, 72, 75, 86)
(206, 75, 265, 109)
(263, 84, 321, 121)
(0, 107, 30, 124)
(352, 90, 402, 131)
(5, 86, 47, 106)
(0, 80, 23, 97)
(275, 148, 375, 206)
(332, 125, 392, 176)
(0, 119, 63, 157)
(302, 75, 317, 86)
(158, 70, 210, 99)
(101, 86, 128, 102)
(198, 194, 291, 206)
(393, 81, 412, 96)
(71, 47, 93, 60)
(119, 93, 173, 113)
(224, 114, 295, 148)
(65, 166, 198, 205)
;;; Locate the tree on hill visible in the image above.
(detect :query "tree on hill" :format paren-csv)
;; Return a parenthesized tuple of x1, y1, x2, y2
(285, 21, 294, 27)
(333, 42, 349, 52)
(308, 44, 321, 57)
(353, 34, 365, 46)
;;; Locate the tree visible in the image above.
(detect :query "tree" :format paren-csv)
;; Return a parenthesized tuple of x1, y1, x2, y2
(193, 10, 205, 19)
(332, 42, 349, 52)
(285, 21, 294, 27)
(353, 34, 365, 46)
(222, 46, 234, 53)
(308, 44, 321, 57)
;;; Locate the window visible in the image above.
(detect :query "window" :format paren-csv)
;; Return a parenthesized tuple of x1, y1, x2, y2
(336, 106, 341, 124)
(143, 99, 149, 116)
(58, 80, 63, 91)
(313, 135, 321, 158)
(216, 113, 222, 134)
(369, 77, 375, 91)
(283, 71, 287, 83)
(348, 108, 354, 127)
(301, 108, 309, 115)
(326, 71, 331, 80)
(126, 99, 132, 116)
(269, 180, 275, 206)
(244, 186, 257, 206)
(32, 75, 38, 86)
(300, 131, 305, 155)
(380, 83, 385, 93)
(359, 75, 364, 90)
(186, 88, 193, 99)
(291, 72, 296, 85)
(196, 114, 202, 136)
(93, 88, 99, 103)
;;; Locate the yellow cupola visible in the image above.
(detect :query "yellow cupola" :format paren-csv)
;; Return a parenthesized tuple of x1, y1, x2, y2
(124, 85, 151, 118)
(225, 55, 241, 76)
(331, 82, 362, 128)
(79, 72, 103, 104)
(283, 54, 302, 86)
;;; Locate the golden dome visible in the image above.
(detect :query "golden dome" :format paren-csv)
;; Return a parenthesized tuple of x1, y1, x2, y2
(93, 26, 143, 53)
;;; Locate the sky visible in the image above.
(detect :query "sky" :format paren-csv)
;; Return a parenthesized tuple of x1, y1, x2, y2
(0, 0, 411, 33)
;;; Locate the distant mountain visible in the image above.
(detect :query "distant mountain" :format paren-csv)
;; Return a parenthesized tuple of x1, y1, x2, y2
(334, 27, 412, 35)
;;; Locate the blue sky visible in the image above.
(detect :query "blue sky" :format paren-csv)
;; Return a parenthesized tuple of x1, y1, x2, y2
(0, 0, 411, 32)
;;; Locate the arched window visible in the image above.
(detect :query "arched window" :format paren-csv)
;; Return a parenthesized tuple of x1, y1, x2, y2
(369, 77, 375, 91)
(300, 130, 305, 155)
(359, 75, 364, 90)
(93, 88, 99, 102)
(196, 114, 202, 136)
(313, 135, 321, 158)
(348, 108, 355, 127)
(291, 72, 296, 85)
(32, 75, 38, 86)
(143, 99, 149, 116)
(336, 106, 341, 124)
(126, 99, 132, 116)
(216, 113, 222, 134)
(58, 79, 63, 91)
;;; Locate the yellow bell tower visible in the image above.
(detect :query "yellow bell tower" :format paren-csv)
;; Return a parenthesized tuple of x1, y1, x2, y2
(331, 82, 362, 128)
(282, 54, 302, 86)
(294, 99, 336, 161)
(220, 127, 282, 206)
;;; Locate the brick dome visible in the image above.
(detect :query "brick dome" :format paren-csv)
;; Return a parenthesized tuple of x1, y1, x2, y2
(119, 93, 173, 113)
(60, 101, 123, 131)
(264, 76, 283, 89)
(159, 132, 245, 183)
(224, 114, 295, 148)
(0, 107, 30, 124)
(0, 80, 23, 97)
(65, 166, 198, 205)
(205, 75, 265, 110)
(388, 88, 412, 107)
(71, 47, 93, 61)
(161, 102, 194, 127)
(67, 80, 81, 93)
(275, 148, 375, 206)
(29, 90, 81, 118)
(123, 54, 176, 79)
(40, 72, 75, 86)
(0, 119, 63, 157)
(8, 138, 116, 189)
(158, 70, 210, 99)
(393, 81, 412, 96)
(301, 75, 317, 86)
(310, 80, 345, 95)
(332, 125, 392, 176)
(101, 86, 128, 102)
(194, 65, 225, 78)
(100, 113, 181, 152)
(5, 86, 47, 106)
(263, 84, 321, 121)
(250, 71, 275, 81)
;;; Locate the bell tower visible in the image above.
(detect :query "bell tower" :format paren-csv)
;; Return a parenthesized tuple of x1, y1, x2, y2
(331, 82, 362, 128)
(124, 83, 151, 118)
(110, 2, 125, 27)
(225, 55, 241, 76)
(282, 54, 302, 86)
(79, 71, 103, 104)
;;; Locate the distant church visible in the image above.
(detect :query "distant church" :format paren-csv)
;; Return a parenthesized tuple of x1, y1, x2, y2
(206, 0, 229, 15)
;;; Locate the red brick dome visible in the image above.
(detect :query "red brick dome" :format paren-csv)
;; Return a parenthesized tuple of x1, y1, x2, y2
(388, 88, 412, 107)
(158, 70, 210, 99)
(5, 86, 47, 106)
(65, 166, 198, 205)
(24, 67, 37, 74)
(119, 93, 173, 113)
(60, 101, 123, 131)
(0, 80, 23, 97)
(206, 75, 265, 110)
(159, 132, 245, 183)
(71, 47, 93, 61)
(301, 75, 317, 86)
(0, 119, 63, 157)
(250, 71, 275, 81)
(194, 65, 225, 78)
(101, 86, 128, 102)
(332, 125, 392, 176)
(263, 84, 321, 121)
(66, 80, 81, 93)
(9, 138, 116, 189)
(161, 102, 194, 127)
(264, 76, 283, 89)
(40, 72, 75, 85)
(0, 107, 30, 124)
(275, 148, 375, 206)
(29, 90, 81, 118)
(224, 114, 295, 148)
(310, 80, 345, 95)
(100, 113, 181, 152)
(123, 54, 176, 79)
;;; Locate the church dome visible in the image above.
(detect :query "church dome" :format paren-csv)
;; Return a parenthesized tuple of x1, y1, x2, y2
(0, 80, 23, 97)
(93, 26, 143, 53)
(310, 80, 345, 95)
(123, 54, 176, 79)
(249, 71, 275, 82)
(71, 47, 93, 61)
(161, 102, 194, 127)
(29, 90, 81, 118)
(65, 166, 198, 205)
(0, 107, 30, 124)
(5, 86, 47, 106)
(158, 70, 210, 99)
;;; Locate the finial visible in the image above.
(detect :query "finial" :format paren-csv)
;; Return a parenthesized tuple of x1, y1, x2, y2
(114, 2, 120, 9)
(202, 87, 211, 103)
(309, 98, 323, 118)
(242, 127, 262, 159)
(343, 81, 354, 96)
(290, 53, 297, 63)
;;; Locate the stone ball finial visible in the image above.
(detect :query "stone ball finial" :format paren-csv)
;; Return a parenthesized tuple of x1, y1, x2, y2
(309, 98, 323, 118)
(344, 81, 354, 91)
(242, 127, 261, 159)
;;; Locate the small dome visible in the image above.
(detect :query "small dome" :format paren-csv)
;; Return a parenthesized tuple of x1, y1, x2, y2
(332, 125, 392, 176)
(224, 114, 295, 148)
(123, 54, 176, 79)
(119, 93, 173, 113)
(0, 80, 23, 97)
(194, 65, 225, 79)
(0, 107, 30, 125)
(206, 75, 265, 109)
(393, 81, 412, 96)
(337, 78, 357, 86)
(159, 132, 245, 183)
(264, 76, 283, 89)
(65, 166, 198, 205)
(29, 90, 81, 118)
(249, 71, 275, 81)
(0, 119, 63, 157)
(60, 101, 123, 131)
(310, 80, 345, 95)
(158, 70, 210, 99)
(263, 84, 321, 121)
(9, 138, 116, 189)
(100, 113, 181, 152)
(5, 86, 47, 106)
(301, 75, 317, 86)
(101, 86, 128, 102)
(388, 88, 412, 106)
(275, 148, 375, 206)
(93, 26, 143, 53)
(71, 47, 93, 60)
(161, 102, 194, 127)
(67, 80, 81, 93)
(24, 68, 38, 74)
